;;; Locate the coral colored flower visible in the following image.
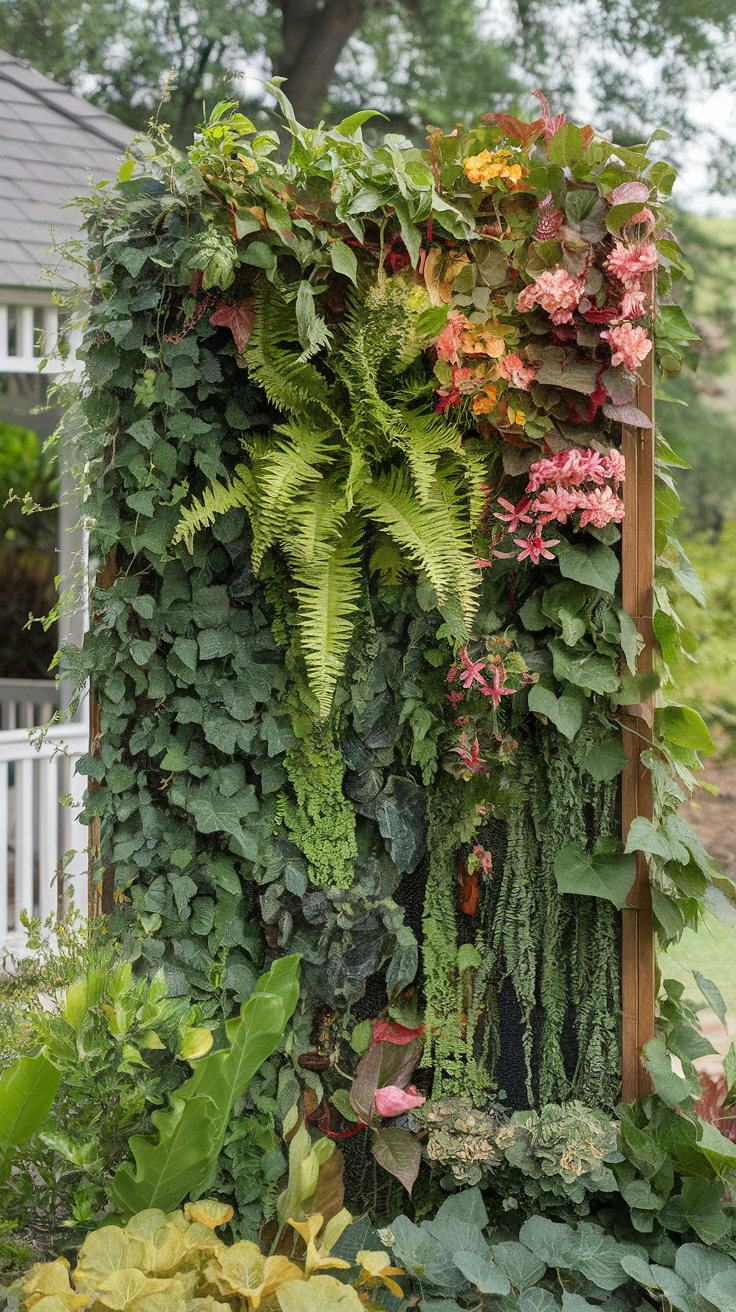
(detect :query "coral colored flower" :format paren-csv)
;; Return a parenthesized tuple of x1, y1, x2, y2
(483, 661, 516, 709)
(472, 384, 498, 414)
(602, 449, 626, 483)
(496, 352, 536, 390)
(464, 149, 526, 187)
(446, 665, 460, 683)
(451, 734, 486, 775)
(515, 531, 559, 564)
(531, 486, 579, 524)
(372, 1017, 425, 1044)
(473, 844, 493, 875)
(435, 310, 470, 364)
(494, 496, 533, 532)
(600, 322, 652, 371)
(458, 646, 489, 690)
(603, 240, 658, 289)
(375, 1085, 426, 1116)
(577, 487, 626, 528)
(446, 690, 465, 707)
(517, 266, 584, 324)
(620, 284, 646, 319)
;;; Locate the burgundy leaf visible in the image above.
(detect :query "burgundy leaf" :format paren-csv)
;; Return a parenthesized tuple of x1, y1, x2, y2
(349, 1041, 382, 1124)
(209, 298, 255, 353)
(602, 400, 653, 428)
(372, 1017, 425, 1045)
(372, 1126, 422, 1195)
(601, 365, 636, 406)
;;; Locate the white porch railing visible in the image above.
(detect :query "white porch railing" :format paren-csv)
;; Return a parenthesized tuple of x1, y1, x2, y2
(0, 715, 89, 951)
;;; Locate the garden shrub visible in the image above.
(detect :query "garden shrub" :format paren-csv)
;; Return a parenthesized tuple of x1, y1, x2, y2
(51, 87, 735, 1231)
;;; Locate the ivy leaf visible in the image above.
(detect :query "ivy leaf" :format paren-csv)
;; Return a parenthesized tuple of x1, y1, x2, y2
(697, 1120, 736, 1179)
(555, 539, 619, 593)
(606, 202, 648, 233)
(371, 1126, 421, 1194)
(528, 679, 587, 741)
(625, 816, 672, 861)
(581, 735, 630, 782)
(693, 971, 728, 1027)
(554, 843, 636, 908)
(656, 705, 713, 754)
(189, 784, 257, 841)
(549, 639, 620, 695)
(641, 1035, 697, 1108)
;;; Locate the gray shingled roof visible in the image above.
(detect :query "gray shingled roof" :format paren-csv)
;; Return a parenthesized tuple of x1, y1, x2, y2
(0, 49, 135, 289)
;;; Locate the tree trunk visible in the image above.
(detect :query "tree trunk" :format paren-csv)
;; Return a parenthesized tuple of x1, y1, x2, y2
(275, 0, 370, 125)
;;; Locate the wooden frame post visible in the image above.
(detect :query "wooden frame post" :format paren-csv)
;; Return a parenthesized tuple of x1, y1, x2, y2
(620, 272, 657, 1102)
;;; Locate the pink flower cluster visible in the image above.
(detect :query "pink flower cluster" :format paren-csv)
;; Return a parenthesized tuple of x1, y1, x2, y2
(435, 309, 470, 364)
(604, 240, 658, 289)
(446, 648, 516, 709)
(517, 267, 584, 324)
(492, 447, 626, 551)
(496, 352, 536, 390)
(525, 447, 625, 530)
(599, 322, 652, 371)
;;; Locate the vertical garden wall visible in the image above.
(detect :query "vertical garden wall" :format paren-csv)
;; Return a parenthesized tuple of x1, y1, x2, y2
(67, 89, 732, 1227)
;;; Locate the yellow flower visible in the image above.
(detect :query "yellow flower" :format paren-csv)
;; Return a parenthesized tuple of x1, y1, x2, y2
(463, 150, 527, 188)
(357, 1251, 405, 1298)
(472, 384, 498, 414)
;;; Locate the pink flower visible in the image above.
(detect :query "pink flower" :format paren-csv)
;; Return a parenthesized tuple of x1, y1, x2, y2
(473, 844, 493, 875)
(577, 487, 626, 528)
(458, 646, 489, 690)
(496, 353, 536, 390)
(375, 1085, 426, 1116)
(494, 496, 533, 532)
(620, 284, 646, 319)
(600, 322, 652, 371)
(609, 181, 651, 206)
(446, 690, 465, 707)
(435, 310, 471, 364)
(483, 661, 516, 708)
(603, 240, 658, 289)
(517, 266, 584, 325)
(515, 531, 559, 564)
(527, 448, 606, 491)
(451, 734, 486, 775)
(531, 486, 579, 524)
(372, 1017, 425, 1044)
(601, 449, 625, 484)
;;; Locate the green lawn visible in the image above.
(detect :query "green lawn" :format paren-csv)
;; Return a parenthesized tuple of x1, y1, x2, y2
(661, 912, 736, 1019)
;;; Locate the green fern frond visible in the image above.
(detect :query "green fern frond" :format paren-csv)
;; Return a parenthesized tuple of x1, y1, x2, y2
(249, 423, 337, 570)
(357, 469, 458, 608)
(246, 283, 343, 429)
(281, 481, 347, 567)
(292, 518, 364, 717)
(172, 464, 254, 551)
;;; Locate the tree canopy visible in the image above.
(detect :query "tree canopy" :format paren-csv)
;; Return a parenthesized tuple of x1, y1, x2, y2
(0, 0, 735, 166)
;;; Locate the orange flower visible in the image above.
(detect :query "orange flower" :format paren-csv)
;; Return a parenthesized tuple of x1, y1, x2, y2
(464, 149, 526, 188)
(472, 384, 498, 414)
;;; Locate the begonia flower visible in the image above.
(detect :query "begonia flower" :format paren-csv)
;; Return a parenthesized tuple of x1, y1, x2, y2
(496, 352, 536, 390)
(435, 310, 471, 364)
(620, 284, 647, 319)
(603, 240, 658, 289)
(517, 266, 584, 324)
(375, 1085, 426, 1116)
(600, 322, 652, 371)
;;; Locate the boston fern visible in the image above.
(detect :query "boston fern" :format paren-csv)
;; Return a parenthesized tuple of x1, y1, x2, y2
(174, 279, 485, 714)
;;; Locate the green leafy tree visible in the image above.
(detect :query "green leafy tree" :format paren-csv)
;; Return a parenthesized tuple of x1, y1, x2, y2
(1, 0, 735, 155)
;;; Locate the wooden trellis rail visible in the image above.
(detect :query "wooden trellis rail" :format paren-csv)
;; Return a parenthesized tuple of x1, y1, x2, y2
(620, 272, 657, 1102)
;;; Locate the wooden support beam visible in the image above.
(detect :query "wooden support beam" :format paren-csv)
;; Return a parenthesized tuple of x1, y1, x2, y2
(620, 271, 656, 1103)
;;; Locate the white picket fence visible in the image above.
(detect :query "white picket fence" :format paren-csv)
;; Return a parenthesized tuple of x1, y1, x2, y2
(0, 679, 88, 953)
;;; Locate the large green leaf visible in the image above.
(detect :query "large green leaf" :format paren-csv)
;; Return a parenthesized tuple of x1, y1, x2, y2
(527, 679, 587, 741)
(0, 1049, 61, 1181)
(110, 955, 300, 1215)
(554, 539, 619, 594)
(554, 844, 636, 908)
